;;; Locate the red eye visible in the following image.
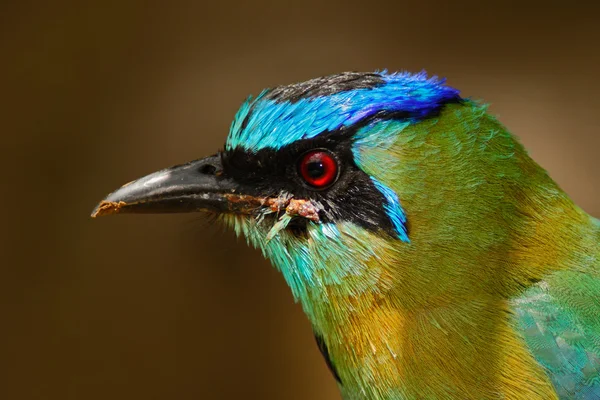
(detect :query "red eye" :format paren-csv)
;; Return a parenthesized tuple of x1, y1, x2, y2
(298, 150, 338, 189)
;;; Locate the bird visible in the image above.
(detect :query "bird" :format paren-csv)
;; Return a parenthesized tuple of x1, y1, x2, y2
(92, 71, 600, 400)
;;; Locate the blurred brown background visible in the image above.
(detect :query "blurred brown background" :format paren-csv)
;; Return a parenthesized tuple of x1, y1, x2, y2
(1, 1, 599, 399)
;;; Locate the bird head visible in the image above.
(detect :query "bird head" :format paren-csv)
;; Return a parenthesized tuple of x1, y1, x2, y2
(92, 71, 571, 329)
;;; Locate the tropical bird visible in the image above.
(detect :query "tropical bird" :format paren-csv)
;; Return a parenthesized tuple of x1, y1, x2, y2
(92, 71, 600, 400)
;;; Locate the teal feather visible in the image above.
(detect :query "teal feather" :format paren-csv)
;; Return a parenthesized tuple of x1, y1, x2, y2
(514, 271, 600, 399)
(221, 214, 396, 332)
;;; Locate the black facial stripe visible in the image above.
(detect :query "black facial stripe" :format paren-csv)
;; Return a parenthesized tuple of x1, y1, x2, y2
(264, 72, 385, 104)
(221, 124, 399, 237)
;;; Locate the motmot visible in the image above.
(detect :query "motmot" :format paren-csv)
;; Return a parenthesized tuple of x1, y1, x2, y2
(92, 71, 600, 399)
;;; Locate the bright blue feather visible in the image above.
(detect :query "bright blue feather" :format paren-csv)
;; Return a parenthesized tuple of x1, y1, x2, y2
(370, 177, 410, 242)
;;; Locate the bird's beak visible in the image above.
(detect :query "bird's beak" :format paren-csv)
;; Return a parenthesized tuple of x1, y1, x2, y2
(91, 154, 243, 218)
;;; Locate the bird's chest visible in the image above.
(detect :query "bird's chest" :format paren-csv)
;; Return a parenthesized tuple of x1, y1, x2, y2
(312, 298, 559, 400)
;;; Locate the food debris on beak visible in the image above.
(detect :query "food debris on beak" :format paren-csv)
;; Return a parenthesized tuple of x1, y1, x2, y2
(263, 196, 321, 223)
(91, 201, 128, 218)
(236, 194, 323, 242)
(224, 193, 322, 223)
(282, 199, 320, 222)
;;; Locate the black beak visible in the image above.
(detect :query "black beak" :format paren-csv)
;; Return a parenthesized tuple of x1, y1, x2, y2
(91, 154, 239, 218)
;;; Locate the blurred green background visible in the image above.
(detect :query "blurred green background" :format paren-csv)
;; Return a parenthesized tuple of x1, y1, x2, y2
(1, 1, 599, 399)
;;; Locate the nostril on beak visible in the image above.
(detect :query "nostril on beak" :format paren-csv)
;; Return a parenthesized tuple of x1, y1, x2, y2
(198, 164, 217, 175)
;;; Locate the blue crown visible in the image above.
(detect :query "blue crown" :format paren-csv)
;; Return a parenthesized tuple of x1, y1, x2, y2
(226, 70, 460, 151)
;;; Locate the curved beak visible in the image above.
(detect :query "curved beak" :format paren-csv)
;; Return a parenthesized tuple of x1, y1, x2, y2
(91, 154, 239, 218)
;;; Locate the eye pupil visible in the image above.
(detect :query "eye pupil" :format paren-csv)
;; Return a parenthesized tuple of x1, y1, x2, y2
(306, 161, 325, 178)
(298, 150, 338, 189)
